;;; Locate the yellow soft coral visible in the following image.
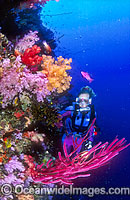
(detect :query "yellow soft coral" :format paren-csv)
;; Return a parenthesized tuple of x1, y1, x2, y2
(0, 67, 3, 77)
(41, 55, 72, 93)
(17, 194, 34, 200)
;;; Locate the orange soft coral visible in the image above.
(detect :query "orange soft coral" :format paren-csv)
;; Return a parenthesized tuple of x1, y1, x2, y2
(41, 55, 72, 93)
(17, 194, 34, 200)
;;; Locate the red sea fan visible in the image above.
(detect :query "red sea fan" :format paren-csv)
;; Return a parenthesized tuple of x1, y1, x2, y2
(29, 119, 130, 185)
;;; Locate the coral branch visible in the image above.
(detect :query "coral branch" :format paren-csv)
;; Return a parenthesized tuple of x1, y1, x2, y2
(29, 128, 130, 185)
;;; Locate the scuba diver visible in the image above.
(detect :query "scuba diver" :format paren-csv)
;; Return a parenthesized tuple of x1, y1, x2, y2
(61, 86, 98, 154)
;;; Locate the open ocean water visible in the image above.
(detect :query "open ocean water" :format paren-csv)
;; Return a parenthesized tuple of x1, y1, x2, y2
(41, 0, 130, 199)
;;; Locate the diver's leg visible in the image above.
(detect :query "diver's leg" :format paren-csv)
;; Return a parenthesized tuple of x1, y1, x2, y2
(62, 117, 74, 154)
(63, 135, 74, 154)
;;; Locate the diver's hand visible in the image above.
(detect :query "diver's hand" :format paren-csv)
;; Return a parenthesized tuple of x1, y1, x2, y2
(85, 141, 92, 150)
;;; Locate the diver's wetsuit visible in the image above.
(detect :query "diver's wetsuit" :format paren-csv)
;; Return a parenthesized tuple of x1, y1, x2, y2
(61, 102, 96, 154)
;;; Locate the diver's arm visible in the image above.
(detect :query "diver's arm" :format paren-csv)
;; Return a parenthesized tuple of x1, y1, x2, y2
(60, 105, 74, 117)
(60, 105, 75, 134)
(64, 117, 73, 135)
(55, 104, 74, 129)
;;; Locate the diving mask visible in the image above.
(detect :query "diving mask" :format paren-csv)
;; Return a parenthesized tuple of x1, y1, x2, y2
(79, 98, 89, 104)
(75, 97, 91, 112)
(76, 97, 92, 106)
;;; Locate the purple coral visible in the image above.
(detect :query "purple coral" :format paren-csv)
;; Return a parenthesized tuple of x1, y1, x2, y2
(4, 156, 25, 173)
(0, 56, 50, 108)
(15, 31, 39, 53)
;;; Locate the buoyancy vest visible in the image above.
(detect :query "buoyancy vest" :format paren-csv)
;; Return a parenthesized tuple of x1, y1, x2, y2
(71, 104, 96, 133)
(63, 103, 96, 135)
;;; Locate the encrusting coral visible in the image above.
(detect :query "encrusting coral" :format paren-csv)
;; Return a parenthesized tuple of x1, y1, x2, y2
(0, 32, 14, 61)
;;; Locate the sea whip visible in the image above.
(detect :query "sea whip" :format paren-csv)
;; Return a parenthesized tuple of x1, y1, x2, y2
(29, 118, 130, 185)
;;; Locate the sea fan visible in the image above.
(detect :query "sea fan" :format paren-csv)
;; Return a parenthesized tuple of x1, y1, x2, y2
(28, 118, 130, 185)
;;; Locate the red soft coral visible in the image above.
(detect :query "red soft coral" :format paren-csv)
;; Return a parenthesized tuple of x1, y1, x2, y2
(22, 45, 42, 70)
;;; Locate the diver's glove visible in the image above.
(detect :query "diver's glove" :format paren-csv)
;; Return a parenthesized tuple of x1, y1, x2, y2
(84, 141, 92, 150)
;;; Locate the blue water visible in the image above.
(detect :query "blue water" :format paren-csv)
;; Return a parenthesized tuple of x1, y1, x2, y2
(41, 0, 130, 199)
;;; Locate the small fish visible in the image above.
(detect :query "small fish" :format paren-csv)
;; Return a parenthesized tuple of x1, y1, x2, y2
(43, 41, 52, 54)
(81, 71, 94, 83)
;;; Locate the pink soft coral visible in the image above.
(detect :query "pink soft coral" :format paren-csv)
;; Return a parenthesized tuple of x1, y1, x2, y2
(15, 31, 39, 53)
(0, 56, 50, 108)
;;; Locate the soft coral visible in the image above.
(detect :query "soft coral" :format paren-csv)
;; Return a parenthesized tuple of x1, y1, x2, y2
(22, 45, 42, 69)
